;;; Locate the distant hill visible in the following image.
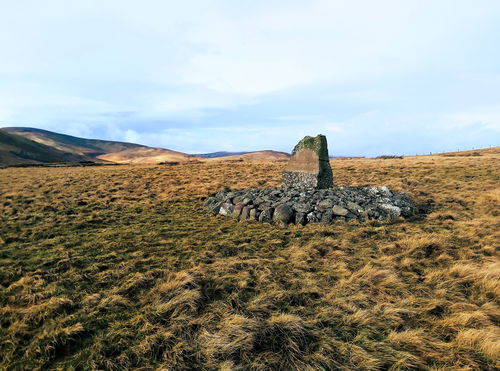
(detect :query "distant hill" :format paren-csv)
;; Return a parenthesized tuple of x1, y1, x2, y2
(97, 147, 203, 164)
(3, 127, 144, 157)
(204, 150, 290, 162)
(0, 129, 90, 166)
(196, 151, 250, 158)
(1, 127, 292, 165)
(437, 146, 500, 157)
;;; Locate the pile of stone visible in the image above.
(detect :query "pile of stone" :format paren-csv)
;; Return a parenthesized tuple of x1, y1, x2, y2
(204, 185, 416, 224)
(204, 135, 417, 225)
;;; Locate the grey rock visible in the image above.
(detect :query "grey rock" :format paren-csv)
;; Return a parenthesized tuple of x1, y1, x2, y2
(219, 202, 234, 216)
(225, 192, 237, 202)
(321, 210, 333, 223)
(400, 206, 414, 217)
(233, 195, 245, 204)
(249, 208, 259, 221)
(307, 212, 320, 223)
(332, 205, 349, 216)
(257, 202, 272, 211)
(273, 204, 294, 224)
(240, 206, 253, 220)
(232, 203, 244, 219)
(347, 202, 363, 215)
(295, 212, 307, 225)
(207, 200, 223, 215)
(206, 183, 417, 225)
(317, 199, 334, 210)
(259, 208, 274, 223)
(294, 202, 312, 213)
(378, 204, 401, 220)
(368, 186, 392, 197)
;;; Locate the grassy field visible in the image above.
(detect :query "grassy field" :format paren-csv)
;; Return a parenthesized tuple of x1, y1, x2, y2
(0, 150, 499, 370)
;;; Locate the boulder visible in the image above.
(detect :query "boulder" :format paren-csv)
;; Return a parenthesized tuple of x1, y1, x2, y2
(259, 208, 274, 223)
(241, 206, 253, 220)
(317, 199, 334, 210)
(204, 198, 223, 215)
(249, 208, 259, 220)
(273, 204, 294, 224)
(378, 204, 401, 220)
(219, 202, 234, 216)
(321, 210, 333, 223)
(332, 205, 349, 216)
(306, 212, 320, 223)
(347, 202, 363, 215)
(295, 212, 307, 225)
(283, 134, 334, 189)
(232, 203, 244, 219)
(294, 202, 312, 213)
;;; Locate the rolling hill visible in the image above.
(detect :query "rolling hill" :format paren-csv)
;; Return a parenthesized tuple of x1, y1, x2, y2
(97, 147, 202, 164)
(1, 127, 290, 165)
(196, 151, 250, 158)
(204, 150, 290, 162)
(0, 129, 90, 166)
(1, 127, 200, 165)
(3, 127, 145, 157)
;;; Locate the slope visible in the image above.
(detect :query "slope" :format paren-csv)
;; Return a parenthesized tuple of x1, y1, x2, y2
(0, 129, 90, 165)
(196, 151, 249, 158)
(204, 150, 290, 162)
(97, 147, 203, 164)
(3, 127, 144, 157)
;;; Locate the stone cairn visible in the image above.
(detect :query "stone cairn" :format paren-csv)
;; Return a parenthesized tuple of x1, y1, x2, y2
(204, 134, 417, 225)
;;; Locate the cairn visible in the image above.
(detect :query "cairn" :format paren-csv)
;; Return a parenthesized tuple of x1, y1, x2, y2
(204, 135, 417, 225)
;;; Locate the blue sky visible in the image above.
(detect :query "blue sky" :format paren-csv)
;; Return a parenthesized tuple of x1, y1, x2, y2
(1, 0, 499, 156)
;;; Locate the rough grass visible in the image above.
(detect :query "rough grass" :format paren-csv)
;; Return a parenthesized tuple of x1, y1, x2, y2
(0, 150, 499, 370)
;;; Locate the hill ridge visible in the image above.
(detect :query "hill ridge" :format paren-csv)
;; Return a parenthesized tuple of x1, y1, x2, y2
(0, 129, 91, 165)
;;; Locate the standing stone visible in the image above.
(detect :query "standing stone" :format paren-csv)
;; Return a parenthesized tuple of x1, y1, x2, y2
(283, 134, 334, 189)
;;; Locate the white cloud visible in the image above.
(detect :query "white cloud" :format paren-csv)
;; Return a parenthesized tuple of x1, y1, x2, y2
(0, 0, 499, 154)
(444, 111, 500, 131)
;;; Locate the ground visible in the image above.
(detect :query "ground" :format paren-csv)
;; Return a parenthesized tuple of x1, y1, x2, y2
(0, 151, 499, 370)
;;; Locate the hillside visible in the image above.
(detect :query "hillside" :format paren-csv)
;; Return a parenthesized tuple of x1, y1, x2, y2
(196, 151, 250, 158)
(97, 147, 203, 164)
(205, 150, 290, 162)
(438, 146, 500, 157)
(2, 127, 202, 165)
(0, 129, 90, 165)
(3, 127, 144, 157)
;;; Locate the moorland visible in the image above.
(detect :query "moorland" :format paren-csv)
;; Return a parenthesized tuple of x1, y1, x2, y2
(0, 148, 499, 370)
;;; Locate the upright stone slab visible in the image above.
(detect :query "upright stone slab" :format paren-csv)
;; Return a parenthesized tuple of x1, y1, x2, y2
(282, 134, 333, 189)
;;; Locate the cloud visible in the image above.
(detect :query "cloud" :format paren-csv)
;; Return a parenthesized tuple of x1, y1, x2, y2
(0, 0, 499, 155)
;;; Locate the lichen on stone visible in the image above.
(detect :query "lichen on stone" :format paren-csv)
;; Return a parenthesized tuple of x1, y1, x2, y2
(291, 135, 329, 160)
(284, 134, 333, 189)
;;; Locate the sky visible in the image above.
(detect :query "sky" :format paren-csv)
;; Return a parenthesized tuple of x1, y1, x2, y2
(1, 0, 499, 156)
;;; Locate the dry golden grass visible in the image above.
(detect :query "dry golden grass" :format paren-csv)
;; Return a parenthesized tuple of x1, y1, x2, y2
(0, 149, 499, 369)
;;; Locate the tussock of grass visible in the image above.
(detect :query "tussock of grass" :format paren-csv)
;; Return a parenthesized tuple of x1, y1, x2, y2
(0, 150, 499, 369)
